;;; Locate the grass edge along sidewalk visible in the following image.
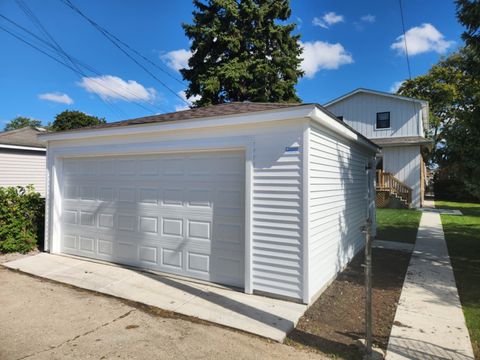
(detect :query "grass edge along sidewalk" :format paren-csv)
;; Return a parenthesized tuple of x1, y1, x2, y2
(437, 200, 480, 359)
(376, 208, 422, 244)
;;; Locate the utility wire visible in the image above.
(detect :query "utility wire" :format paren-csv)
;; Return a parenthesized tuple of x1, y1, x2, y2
(0, 13, 100, 76)
(398, 0, 412, 80)
(16, 0, 80, 73)
(14, 0, 132, 118)
(3, 1, 168, 115)
(60, 0, 189, 106)
(397, 0, 424, 134)
(0, 22, 158, 115)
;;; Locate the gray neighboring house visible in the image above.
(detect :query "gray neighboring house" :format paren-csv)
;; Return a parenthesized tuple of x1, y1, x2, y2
(0, 127, 47, 196)
(325, 88, 432, 208)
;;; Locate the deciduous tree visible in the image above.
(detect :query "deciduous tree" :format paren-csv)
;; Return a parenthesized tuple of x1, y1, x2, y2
(4, 116, 42, 131)
(50, 110, 105, 131)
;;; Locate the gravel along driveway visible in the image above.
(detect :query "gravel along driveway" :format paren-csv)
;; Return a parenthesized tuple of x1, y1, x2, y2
(0, 267, 325, 360)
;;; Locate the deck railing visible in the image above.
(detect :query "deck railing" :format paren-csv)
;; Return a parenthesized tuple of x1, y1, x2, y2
(376, 170, 412, 205)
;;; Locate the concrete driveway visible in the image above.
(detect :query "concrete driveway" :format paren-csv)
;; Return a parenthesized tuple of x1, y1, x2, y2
(3, 253, 306, 342)
(0, 267, 323, 360)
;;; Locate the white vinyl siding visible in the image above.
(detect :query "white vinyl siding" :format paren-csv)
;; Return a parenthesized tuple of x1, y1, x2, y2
(382, 146, 421, 208)
(47, 120, 305, 300)
(308, 124, 369, 301)
(0, 149, 46, 196)
(326, 92, 422, 138)
(252, 135, 303, 299)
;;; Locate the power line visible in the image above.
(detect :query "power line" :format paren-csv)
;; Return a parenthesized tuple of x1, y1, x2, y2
(12, 0, 128, 119)
(0, 21, 158, 116)
(4, 1, 169, 115)
(0, 13, 102, 76)
(398, 0, 412, 80)
(60, 0, 189, 106)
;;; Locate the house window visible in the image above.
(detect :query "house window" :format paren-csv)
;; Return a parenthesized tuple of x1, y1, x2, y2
(376, 112, 390, 129)
(337, 116, 344, 121)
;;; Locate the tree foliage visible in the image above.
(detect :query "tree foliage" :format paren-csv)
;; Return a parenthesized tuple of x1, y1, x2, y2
(181, 0, 303, 106)
(456, 0, 480, 78)
(50, 110, 106, 132)
(4, 116, 42, 131)
(457, 0, 480, 53)
(398, 49, 480, 199)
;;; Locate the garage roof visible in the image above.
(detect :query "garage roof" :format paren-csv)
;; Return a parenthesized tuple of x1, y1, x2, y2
(38, 102, 379, 151)
(57, 102, 305, 131)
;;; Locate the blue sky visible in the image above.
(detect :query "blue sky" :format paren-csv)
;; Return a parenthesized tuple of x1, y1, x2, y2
(0, 0, 465, 127)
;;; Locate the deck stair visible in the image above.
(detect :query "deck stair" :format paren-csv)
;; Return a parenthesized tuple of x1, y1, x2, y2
(376, 170, 412, 208)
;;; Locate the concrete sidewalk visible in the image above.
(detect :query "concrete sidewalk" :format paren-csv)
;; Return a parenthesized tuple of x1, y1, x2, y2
(3, 253, 306, 342)
(386, 201, 475, 359)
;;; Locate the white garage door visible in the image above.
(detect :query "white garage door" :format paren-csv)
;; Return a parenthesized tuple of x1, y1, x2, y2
(60, 151, 245, 288)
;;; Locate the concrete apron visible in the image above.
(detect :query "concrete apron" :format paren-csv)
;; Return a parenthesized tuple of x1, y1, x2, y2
(386, 210, 475, 359)
(3, 253, 306, 342)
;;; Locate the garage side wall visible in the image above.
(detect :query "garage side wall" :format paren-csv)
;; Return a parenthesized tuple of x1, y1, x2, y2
(308, 123, 371, 302)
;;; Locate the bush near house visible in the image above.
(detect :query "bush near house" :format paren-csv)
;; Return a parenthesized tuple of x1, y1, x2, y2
(0, 186, 45, 253)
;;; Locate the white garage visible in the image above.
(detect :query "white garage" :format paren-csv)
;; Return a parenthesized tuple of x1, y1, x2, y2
(41, 102, 378, 304)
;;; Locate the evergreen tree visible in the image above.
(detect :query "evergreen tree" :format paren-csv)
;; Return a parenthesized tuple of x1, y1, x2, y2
(181, 0, 303, 106)
(456, 0, 480, 52)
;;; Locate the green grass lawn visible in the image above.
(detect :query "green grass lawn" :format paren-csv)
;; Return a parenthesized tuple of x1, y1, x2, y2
(437, 200, 480, 358)
(375, 208, 422, 243)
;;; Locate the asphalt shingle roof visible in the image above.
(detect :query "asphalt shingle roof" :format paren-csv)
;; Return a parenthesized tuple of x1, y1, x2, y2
(0, 127, 46, 148)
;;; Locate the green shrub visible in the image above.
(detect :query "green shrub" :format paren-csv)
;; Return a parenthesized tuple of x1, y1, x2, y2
(0, 185, 45, 253)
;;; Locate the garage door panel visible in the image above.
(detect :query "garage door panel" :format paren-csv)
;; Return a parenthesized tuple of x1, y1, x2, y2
(60, 151, 245, 288)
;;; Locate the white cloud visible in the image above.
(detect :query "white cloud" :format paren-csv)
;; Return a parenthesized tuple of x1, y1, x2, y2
(391, 23, 454, 56)
(78, 75, 156, 102)
(300, 41, 353, 78)
(175, 91, 201, 111)
(361, 14, 375, 23)
(161, 49, 191, 71)
(312, 12, 344, 29)
(390, 81, 405, 93)
(38, 92, 73, 105)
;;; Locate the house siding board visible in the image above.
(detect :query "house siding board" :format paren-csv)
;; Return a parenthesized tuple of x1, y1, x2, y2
(325, 92, 422, 139)
(382, 146, 421, 208)
(252, 131, 304, 299)
(47, 120, 305, 300)
(308, 123, 369, 301)
(0, 149, 46, 196)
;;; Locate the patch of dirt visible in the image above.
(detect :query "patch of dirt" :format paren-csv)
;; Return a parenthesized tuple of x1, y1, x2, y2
(0, 250, 39, 264)
(287, 248, 411, 359)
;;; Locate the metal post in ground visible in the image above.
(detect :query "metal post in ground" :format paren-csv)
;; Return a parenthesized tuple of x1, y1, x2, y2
(362, 219, 373, 359)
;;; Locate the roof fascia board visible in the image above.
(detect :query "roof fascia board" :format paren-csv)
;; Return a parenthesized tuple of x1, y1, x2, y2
(0, 144, 46, 151)
(375, 141, 432, 147)
(38, 106, 315, 142)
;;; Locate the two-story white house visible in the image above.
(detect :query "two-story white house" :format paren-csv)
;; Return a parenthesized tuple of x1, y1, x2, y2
(324, 88, 431, 208)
